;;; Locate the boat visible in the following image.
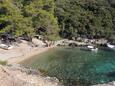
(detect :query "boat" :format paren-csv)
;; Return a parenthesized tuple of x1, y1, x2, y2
(107, 43, 115, 50)
(80, 45, 98, 52)
(87, 46, 98, 52)
(0, 44, 14, 50)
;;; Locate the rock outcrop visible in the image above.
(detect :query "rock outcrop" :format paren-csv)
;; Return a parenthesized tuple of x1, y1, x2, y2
(0, 64, 62, 86)
(93, 82, 115, 86)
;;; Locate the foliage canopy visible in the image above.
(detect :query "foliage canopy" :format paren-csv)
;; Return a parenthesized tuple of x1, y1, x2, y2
(0, 0, 115, 40)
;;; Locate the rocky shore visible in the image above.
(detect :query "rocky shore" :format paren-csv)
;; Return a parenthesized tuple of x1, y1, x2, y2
(0, 38, 54, 64)
(0, 64, 62, 86)
(93, 82, 115, 86)
(1, 64, 115, 86)
(55, 38, 108, 47)
(0, 38, 115, 86)
(0, 38, 63, 86)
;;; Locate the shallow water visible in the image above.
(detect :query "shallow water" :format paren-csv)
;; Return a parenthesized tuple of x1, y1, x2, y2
(21, 47, 115, 86)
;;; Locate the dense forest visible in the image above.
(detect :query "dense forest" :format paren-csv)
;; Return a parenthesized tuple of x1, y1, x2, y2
(0, 0, 115, 40)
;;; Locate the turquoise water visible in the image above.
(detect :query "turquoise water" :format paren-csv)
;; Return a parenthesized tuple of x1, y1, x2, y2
(21, 47, 115, 86)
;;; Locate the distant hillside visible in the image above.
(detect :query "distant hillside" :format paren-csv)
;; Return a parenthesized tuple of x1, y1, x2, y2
(55, 0, 115, 39)
(0, 0, 115, 40)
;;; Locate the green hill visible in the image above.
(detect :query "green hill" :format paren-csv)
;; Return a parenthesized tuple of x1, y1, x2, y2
(0, 0, 115, 40)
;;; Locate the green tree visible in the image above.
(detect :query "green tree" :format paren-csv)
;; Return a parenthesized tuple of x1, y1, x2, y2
(24, 0, 60, 40)
(55, 0, 115, 39)
(0, 0, 34, 37)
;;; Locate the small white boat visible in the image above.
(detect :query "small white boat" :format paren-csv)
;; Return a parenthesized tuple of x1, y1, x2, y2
(7, 45, 14, 50)
(87, 45, 94, 49)
(87, 46, 98, 52)
(0, 44, 14, 50)
(80, 45, 98, 52)
(107, 43, 115, 50)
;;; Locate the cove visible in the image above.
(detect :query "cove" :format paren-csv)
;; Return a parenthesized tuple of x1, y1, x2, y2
(21, 47, 115, 86)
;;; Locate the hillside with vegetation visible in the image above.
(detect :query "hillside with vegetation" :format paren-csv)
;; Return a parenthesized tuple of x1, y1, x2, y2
(0, 0, 115, 40)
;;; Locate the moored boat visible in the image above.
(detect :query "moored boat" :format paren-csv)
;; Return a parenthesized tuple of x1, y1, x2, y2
(80, 45, 98, 52)
(107, 43, 115, 50)
(87, 45, 98, 52)
(0, 44, 14, 50)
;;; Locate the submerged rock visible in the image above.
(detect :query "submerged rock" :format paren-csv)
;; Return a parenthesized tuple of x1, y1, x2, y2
(93, 81, 115, 86)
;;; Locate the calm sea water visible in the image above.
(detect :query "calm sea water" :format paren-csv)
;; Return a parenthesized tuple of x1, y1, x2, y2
(21, 47, 115, 86)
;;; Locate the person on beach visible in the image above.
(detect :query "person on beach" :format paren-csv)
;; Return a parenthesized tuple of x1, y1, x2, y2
(42, 38, 49, 47)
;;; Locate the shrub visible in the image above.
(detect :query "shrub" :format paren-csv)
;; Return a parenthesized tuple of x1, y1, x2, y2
(0, 60, 7, 65)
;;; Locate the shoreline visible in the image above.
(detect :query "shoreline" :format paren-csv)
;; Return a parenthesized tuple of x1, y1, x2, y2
(0, 38, 112, 64)
(0, 39, 55, 64)
(8, 46, 54, 64)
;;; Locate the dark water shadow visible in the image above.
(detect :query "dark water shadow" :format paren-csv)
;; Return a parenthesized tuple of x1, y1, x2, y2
(107, 72, 115, 78)
(62, 79, 91, 86)
(100, 47, 115, 52)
